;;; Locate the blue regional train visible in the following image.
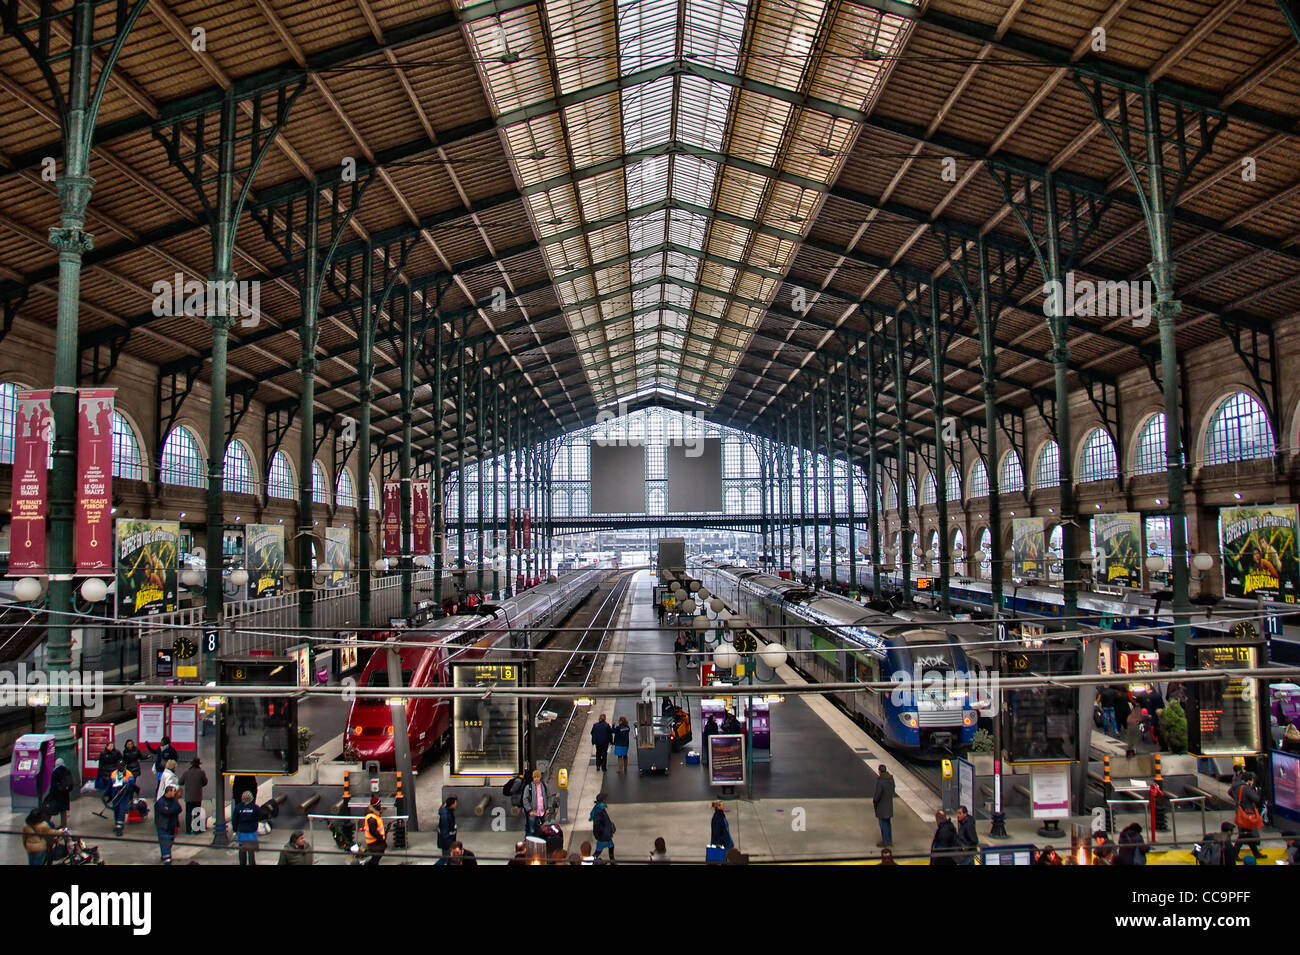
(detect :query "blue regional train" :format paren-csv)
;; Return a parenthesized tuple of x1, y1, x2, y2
(690, 560, 983, 755)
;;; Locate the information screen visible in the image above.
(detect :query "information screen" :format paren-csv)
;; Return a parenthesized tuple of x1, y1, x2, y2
(451, 661, 523, 776)
(218, 658, 300, 776)
(709, 733, 746, 786)
(1271, 750, 1300, 825)
(1188, 642, 1261, 757)
(1002, 648, 1080, 763)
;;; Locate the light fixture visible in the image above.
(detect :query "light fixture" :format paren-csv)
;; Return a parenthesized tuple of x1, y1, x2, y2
(110, 507, 117, 515)
(709, 597, 724, 614)
(80, 577, 109, 603)
(1096, 504, 1102, 510)
(178, 512, 186, 519)
(180, 568, 202, 588)
(14, 577, 43, 602)
(759, 643, 788, 669)
(1233, 492, 1242, 500)
(680, 598, 696, 615)
(1192, 553, 1215, 572)
(229, 569, 249, 588)
(1144, 555, 1167, 574)
(1154, 499, 1163, 506)
(973, 550, 986, 564)
(574, 697, 595, 708)
(235, 515, 241, 522)
(713, 645, 739, 670)
(693, 615, 710, 632)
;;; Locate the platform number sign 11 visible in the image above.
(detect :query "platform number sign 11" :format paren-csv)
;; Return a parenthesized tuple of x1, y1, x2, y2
(203, 627, 220, 655)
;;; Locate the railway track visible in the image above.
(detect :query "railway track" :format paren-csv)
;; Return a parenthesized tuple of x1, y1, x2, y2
(532, 572, 633, 778)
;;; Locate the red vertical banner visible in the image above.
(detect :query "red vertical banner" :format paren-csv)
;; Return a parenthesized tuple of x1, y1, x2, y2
(9, 390, 52, 573)
(76, 388, 114, 575)
(382, 482, 402, 556)
(412, 480, 430, 555)
(508, 508, 516, 549)
(523, 507, 532, 549)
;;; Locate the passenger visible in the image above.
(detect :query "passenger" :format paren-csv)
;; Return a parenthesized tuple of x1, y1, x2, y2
(878, 848, 897, 865)
(1143, 688, 1165, 745)
(1098, 686, 1118, 736)
(1115, 822, 1147, 865)
(1283, 832, 1298, 865)
(579, 839, 599, 865)
(1196, 822, 1236, 865)
(612, 716, 632, 774)
(590, 791, 615, 861)
(1125, 705, 1143, 755)
(591, 713, 613, 773)
(721, 710, 741, 735)
(507, 841, 529, 865)
(523, 770, 548, 837)
(106, 764, 137, 836)
(1034, 846, 1062, 865)
(232, 790, 263, 865)
(156, 758, 180, 802)
(649, 836, 671, 864)
(95, 741, 121, 791)
(701, 715, 719, 765)
(872, 765, 895, 848)
(154, 783, 182, 866)
(1111, 688, 1132, 747)
(121, 739, 143, 781)
(1090, 832, 1116, 864)
(1229, 772, 1265, 859)
(277, 830, 313, 866)
(955, 805, 978, 865)
(437, 796, 458, 860)
(929, 810, 958, 865)
(673, 633, 687, 668)
(179, 758, 207, 834)
(710, 800, 734, 852)
(449, 841, 477, 865)
(549, 848, 569, 865)
(231, 774, 258, 805)
(22, 809, 60, 866)
(147, 735, 179, 777)
(45, 757, 74, 829)
(362, 796, 388, 866)
(568, 852, 584, 865)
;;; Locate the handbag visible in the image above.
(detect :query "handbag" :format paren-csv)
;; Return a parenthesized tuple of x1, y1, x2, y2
(1234, 787, 1263, 831)
(705, 844, 727, 863)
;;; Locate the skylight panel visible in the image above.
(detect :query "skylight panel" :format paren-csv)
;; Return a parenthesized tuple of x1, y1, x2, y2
(546, 0, 619, 95)
(666, 206, 709, 247)
(669, 153, 719, 207)
(625, 154, 671, 207)
(628, 209, 668, 251)
(621, 75, 674, 152)
(677, 75, 732, 151)
(683, 0, 749, 72)
(617, 0, 677, 72)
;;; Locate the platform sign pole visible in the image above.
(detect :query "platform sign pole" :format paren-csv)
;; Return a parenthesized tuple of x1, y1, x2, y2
(386, 638, 418, 831)
(211, 697, 228, 847)
(1072, 636, 1098, 817)
(990, 643, 1008, 839)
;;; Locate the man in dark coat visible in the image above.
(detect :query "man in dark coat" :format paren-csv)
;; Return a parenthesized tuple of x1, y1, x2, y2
(95, 742, 121, 790)
(701, 715, 719, 765)
(955, 805, 979, 865)
(590, 714, 613, 773)
(278, 830, 314, 866)
(930, 810, 958, 865)
(872, 765, 895, 847)
(710, 800, 734, 851)
(154, 784, 183, 865)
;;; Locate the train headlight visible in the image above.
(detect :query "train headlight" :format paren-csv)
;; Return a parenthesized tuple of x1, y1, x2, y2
(386, 725, 395, 736)
(899, 712, 919, 728)
(352, 725, 363, 736)
(962, 711, 977, 727)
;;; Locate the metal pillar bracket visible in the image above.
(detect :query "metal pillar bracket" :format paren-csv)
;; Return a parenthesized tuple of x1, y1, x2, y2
(77, 323, 128, 385)
(154, 359, 201, 485)
(264, 399, 298, 470)
(225, 378, 258, 448)
(1218, 313, 1281, 438)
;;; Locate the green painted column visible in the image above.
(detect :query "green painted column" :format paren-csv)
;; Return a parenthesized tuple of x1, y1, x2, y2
(826, 373, 836, 586)
(399, 287, 414, 621)
(895, 315, 912, 607)
(865, 334, 882, 599)
(296, 189, 320, 631)
(432, 314, 444, 615)
(845, 357, 857, 592)
(977, 237, 1004, 614)
(457, 336, 466, 572)
(930, 289, 952, 616)
(357, 248, 374, 628)
(492, 383, 500, 597)
(476, 356, 485, 595)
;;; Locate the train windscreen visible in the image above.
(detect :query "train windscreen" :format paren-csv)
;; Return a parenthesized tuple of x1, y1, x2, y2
(357, 667, 415, 703)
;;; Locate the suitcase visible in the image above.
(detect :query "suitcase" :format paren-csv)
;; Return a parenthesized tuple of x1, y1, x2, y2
(685, 750, 700, 765)
(537, 821, 564, 854)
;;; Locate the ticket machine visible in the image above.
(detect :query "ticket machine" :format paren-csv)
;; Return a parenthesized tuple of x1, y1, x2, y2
(10, 733, 56, 812)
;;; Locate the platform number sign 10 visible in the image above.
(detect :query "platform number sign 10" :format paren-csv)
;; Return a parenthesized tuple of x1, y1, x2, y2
(203, 627, 220, 655)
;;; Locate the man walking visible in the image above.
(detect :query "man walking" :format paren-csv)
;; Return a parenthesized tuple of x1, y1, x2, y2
(591, 713, 613, 774)
(872, 764, 895, 848)
(955, 805, 979, 865)
(930, 810, 958, 865)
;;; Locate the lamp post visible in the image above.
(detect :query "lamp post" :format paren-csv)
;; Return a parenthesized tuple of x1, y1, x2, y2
(711, 620, 785, 802)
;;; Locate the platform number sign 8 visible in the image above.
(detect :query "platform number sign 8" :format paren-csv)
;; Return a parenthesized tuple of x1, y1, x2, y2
(203, 628, 220, 655)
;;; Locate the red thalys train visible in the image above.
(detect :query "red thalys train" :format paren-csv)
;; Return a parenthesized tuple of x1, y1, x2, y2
(346, 568, 603, 767)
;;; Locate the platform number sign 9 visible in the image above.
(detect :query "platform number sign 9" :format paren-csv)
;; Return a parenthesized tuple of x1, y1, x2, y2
(203, 628, 219, 655)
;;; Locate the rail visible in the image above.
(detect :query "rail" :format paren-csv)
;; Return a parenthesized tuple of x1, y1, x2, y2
(542, 572, 632, 783)
(1105, 793, 1207, 846)
(305, 812, 412, 865)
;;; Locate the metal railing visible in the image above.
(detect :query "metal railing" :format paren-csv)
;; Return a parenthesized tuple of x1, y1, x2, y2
(1106, 793, 1207, 846)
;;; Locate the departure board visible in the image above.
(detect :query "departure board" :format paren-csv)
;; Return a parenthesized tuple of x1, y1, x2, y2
(451, 661, 524, 776)
(1001, 647, 1080, 763)
(1187, 641, 1261, 757)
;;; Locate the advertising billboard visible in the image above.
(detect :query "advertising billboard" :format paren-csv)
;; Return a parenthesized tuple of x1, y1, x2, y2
(115, 519, 179, 618)
(1220, 505, 1299, 602)
(245, 523, 285, 598)
(1011, 517, 1045, 579)
(8, 389, 51, 574)
(1092, 512, 1142, 588)
(76, 388, 114, 575)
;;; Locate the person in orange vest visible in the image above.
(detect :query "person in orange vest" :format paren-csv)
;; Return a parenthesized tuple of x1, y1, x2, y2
(362, 796, 387, 866)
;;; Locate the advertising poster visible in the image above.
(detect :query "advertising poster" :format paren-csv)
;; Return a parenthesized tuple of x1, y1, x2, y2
(383, 482, 401, 556)
(245, 524, 285, 598)
(136, 704, 167, 746)
(1093, 512, 1142, 588)
(523, 507, 531, 549)
(76, 388, 114, 575)
(412, 480, 431, 555)
(115, 519, 179, 618)
(508, 508, 516, 549)
(1272, 751, 1300, 825)
(81, 724, 114, 777)
(324, 526, 350, 587)
(1220, 504, 1300, 602)
(1030, 766, 1070, 819)
(1011, 517, 1045, 578)
(451, 661, 522, 776)
(9, 389, 52, 573)
(168, 704, 198, 751)
(708, 734, 746, 786)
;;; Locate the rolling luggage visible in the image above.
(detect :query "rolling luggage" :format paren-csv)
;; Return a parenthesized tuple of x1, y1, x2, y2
(537, 821, 564, 854)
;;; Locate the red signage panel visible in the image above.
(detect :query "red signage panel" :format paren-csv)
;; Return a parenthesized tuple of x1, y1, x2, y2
(9, 390, 52, 573)
(76, 388, 114, 575)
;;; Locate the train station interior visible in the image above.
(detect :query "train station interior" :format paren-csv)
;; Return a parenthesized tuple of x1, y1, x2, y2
(1, 0, 1299, 900)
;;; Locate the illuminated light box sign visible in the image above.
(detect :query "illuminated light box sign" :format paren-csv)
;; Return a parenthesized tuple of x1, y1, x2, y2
(451, 660, 525, 777)
(217, 658, 299, 776)
(1186, 639, 1263, 757)
(1220, 504, 1300, 603)
(1001, 647, 1081, 764)
(708, 733, 746, 787)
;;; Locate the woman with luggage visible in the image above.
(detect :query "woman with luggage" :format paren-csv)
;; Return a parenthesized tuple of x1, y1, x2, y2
(613, 716, 631, 774)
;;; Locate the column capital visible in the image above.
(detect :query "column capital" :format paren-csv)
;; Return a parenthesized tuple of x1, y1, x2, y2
(48, 226, 94, 254)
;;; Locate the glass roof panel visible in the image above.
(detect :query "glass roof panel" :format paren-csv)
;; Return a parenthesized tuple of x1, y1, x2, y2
(677, 75, 732, 152)
(621, 75, 675, 153)
(669, 153, 719, 207)
(625, 153, 671, 207)
(683, 0, 749, 72)
(617, 0, 677, 73)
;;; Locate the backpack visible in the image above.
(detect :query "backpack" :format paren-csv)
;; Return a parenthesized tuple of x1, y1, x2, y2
(1197, 840, 1224, 866)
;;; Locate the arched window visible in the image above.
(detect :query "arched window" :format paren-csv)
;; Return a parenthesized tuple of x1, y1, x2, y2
(884, 480, 897, 510)
(111, 411, 145, 481)
(744, 487, 761, 512)
(977, 527, 992, 579)
(647, 488, 665, 515)
(1132, 413, 1167, 475)
(552, 490, 569, 517)
(928, 530, 940, 571)
(905, 477, 917, 508)
(311, 461, 330, 505)
(336, 469, 356, 508)
(368, 477, 379, 510)
(268, 451, 295, 499)
(952, 528, 966, 573)
(946, 466, 962, 503)
(160, 426, 205, 488)
(1036, 441, 1060, 489)
(921, 471, 936, 506)
(724, 487, 743, 513)
(223, 440, 255, 494)
(1078, 428, 1119, 483)
(1203, 392, 1275, 465)
(969, 460, 990, 499)
(1000, 451, 1024, 494)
